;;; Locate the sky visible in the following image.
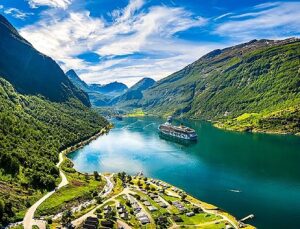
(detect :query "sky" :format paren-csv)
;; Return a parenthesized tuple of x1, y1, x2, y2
(0, 0, 300, 86)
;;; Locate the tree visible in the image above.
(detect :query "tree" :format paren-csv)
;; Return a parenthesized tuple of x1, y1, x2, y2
(118, 172, 126, 182)
(95, 196, 102, 204)
(145, 184, 150, 190)
(61, 209, 73, 227)
(0, 199, 4, 219)
(181, 193, 187, 201)
(84, 173, 90, 181)
(126, 175, 132, 183)
(93, 171, 101, 181)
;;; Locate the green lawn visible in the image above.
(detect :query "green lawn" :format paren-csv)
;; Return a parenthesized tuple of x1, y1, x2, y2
(161, 194, 179, 203)
(201, 222, 228, 229)
(178, 213, 222, 225)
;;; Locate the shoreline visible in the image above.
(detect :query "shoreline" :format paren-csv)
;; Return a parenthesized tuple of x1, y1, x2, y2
(61, 122, 255, 229)
(122, 112, 299, 136)
(62, 123, 113, 157)
(213, 122, 300, 136)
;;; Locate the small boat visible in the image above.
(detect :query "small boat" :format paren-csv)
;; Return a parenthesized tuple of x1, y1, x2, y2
(158, 116, 197, 141)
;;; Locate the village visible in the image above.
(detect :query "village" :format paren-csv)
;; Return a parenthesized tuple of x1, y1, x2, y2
(56, 172, 255, 229)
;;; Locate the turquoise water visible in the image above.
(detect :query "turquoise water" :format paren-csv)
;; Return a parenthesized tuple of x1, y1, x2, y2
(68, 117, 300, 229)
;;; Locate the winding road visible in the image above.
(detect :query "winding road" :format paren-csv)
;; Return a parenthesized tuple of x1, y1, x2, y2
(23, 152, 69, 229)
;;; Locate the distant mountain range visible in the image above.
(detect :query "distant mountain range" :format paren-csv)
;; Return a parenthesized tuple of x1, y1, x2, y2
(66, 37, 300, 134)
(66, 69, 129, 106)
(66, 69, 156, 107)
(110, 77, 155, 106)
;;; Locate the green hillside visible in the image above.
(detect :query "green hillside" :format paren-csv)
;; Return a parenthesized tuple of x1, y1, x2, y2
(112, 77, 155, 107)
(0, 78, 108, 225)
(129, 38, 300, 134)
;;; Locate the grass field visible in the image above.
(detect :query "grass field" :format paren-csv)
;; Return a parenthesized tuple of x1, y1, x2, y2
(178, 213, 221, 225)
(125, 108, 146, 117)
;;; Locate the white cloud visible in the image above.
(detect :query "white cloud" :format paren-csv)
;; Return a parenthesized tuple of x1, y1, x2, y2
(20, 1, 209, 86)
(0, 5, 3, 10)
(215, 2, 300, 40)
(113, 0, 144, 22)
(27, 0, 72, 9)
(3, 7, 33, 20)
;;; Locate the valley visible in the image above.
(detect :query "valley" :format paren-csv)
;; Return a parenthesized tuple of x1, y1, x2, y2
(0, 4, 299, 229)
(68, 38, 300, 136)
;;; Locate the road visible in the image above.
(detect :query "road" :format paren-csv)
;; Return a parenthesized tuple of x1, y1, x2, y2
(23, 152, 69, 229)
(102, 174, 114, 197)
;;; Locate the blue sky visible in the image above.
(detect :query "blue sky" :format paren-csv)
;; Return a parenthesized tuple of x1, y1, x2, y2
(1, 0, 300, 86)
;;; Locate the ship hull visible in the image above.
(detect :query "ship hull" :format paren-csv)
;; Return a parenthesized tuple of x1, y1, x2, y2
(158, 128, 197, 142)
(158, 132, 197, 146)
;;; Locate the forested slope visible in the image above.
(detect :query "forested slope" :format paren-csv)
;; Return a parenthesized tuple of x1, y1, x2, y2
(0, 78, 108, 225)
(134, 38, 300, 134)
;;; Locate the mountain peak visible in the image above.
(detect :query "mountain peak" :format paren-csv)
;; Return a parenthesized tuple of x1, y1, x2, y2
(66, 69, 89, 90)
(130, 77, 155, 91)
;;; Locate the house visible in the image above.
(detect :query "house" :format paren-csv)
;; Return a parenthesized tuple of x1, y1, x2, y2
(148, 193, 156, 199)
(136, 212, 150, 224)
(83, 223, 97, 229)
(120, 212, 129, 220)
(148, 206, 158, 212)
(136, 212, 147, 218)
(118, 207, 125, 214)
(186, 212, 195, 217)
(103, 205, 112, 213)
(178, 206, 187, 212)
(139, 216, 150, 224)
(153, 198, 161, 203)
(143, 201, 151, 206)
(171, 201, 187, 212)
(83, 217, 98, 229)
(159, 202, 167, 208)
(132, 203, 141, 211)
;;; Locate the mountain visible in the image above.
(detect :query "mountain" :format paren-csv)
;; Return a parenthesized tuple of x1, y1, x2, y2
(66, 70, 129, 106)
(129, 77, 155, 92)
(66, 69, 89, 91)
(0, 15, 108, 225)
(112, 77, 155, 107)
(0, 15, 90, 106)
(89, 81, 128, 96)
(132, 38, 300, 134)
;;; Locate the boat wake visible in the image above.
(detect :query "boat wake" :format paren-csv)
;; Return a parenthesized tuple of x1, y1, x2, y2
(143, 122, 155, 129)
(229, 189, 241, 193)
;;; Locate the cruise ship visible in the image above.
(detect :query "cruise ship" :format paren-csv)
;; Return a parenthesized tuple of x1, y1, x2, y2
(158, 116, 198, 141)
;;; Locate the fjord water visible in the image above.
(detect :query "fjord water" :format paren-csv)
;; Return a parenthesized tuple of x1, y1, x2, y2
(68, 117, 300, 229)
